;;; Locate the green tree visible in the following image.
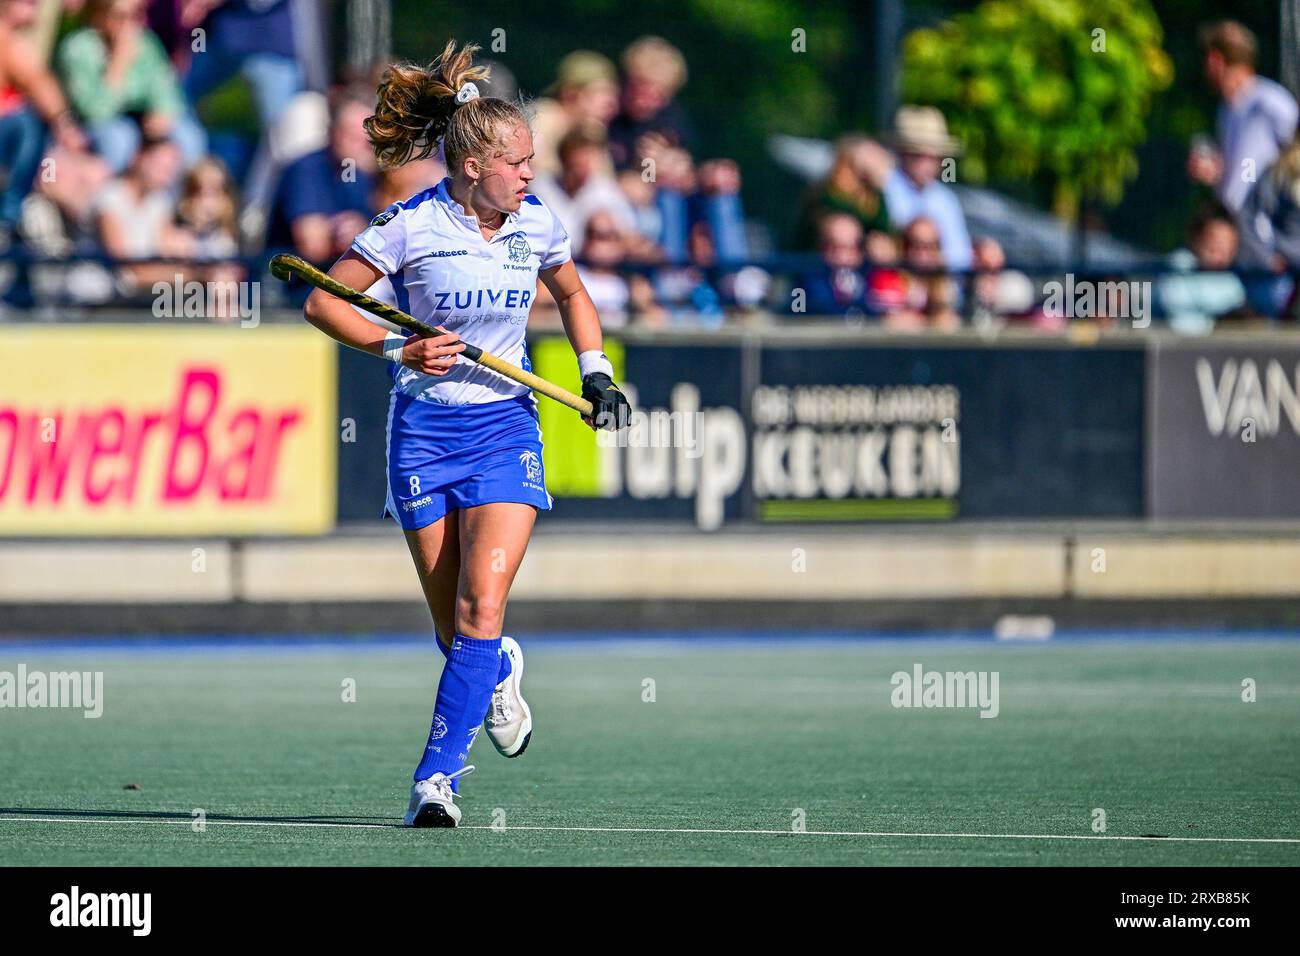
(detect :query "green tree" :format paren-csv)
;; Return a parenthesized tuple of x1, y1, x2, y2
(901, 0, 1174, 219)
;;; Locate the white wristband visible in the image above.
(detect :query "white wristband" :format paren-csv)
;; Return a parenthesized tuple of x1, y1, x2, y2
(382, 332, 407, 364)
(578, 350, 614, 380)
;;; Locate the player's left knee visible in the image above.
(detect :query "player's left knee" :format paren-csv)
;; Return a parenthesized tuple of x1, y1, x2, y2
(455, 592, 507, 637)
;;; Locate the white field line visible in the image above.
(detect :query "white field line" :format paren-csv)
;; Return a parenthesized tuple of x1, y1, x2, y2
(1, 816, 1298, 844)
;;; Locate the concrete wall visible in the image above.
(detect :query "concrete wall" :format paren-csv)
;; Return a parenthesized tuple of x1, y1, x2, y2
(4, 529, 1299, 605)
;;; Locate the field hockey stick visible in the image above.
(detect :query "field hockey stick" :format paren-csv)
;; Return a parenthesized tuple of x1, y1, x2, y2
(269, 253, 594, 417)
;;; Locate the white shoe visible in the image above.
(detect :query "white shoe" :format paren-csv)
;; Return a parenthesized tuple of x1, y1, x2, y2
(403, 766, 473, 828)
(484, 636, 532, 758)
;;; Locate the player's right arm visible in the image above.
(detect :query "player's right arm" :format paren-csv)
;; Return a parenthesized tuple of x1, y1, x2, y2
(302, 250, 465, 377)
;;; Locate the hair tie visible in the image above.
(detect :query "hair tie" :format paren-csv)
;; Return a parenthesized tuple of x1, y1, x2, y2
(455, 82, 480, 105)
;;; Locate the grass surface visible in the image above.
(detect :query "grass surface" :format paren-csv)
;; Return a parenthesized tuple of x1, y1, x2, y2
(1, 638, 1298, 866)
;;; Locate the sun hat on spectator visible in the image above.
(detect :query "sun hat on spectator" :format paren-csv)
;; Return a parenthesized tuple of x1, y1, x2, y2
(546, 50, 618, 95)
(891, 106, 962, 157)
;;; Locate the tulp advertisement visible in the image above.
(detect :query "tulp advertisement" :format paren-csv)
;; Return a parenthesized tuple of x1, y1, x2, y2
(522, 335, 1144, 529)
(0, 325, 336, 536)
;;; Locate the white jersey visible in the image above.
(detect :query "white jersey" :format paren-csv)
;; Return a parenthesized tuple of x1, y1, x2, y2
(350, 177, 571, 406)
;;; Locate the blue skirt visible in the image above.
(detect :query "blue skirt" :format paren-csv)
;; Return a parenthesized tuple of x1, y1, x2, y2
(384, 392, 552, 531)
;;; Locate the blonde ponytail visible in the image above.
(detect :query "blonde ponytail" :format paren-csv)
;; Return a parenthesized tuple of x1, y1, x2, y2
(364, 40, 526, 172)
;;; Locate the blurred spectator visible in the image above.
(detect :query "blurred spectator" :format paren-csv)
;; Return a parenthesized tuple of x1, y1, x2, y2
(174, 153, 245, 318)
(57, 0, 206, 172)
(629, 134, 748, 264)
(93, 134, 190, 287)
(969, 236, 1035, 327)
(1238, 135, 1300, 271)
(602, 35, 750, 266)
(14, 0, 62, 63)
(1189, 20, 1298, 213)
(865, 229, 899, 267)
(22, 144, 110, 255)
(0, 0, 88, 236)
(615, 166, 665, 260)
(608, 35, 691, 172)
(652, 216, 725, 326)
(1233, 131, 1300, 319)
(796, 135, 891, 250)
(547, 210, 664, 328)
(653, 272, 722, 326)
(532, 50, 619, 178)
(182, 1, 326, 252)
(639, 136, 693, 260)
(794, 211, 869, 318)
(182, 0, 305, 127)
(691, 156, 747, 265)
(530, 120, 637, 259)
(859, 232, 908, 316)
(1155, 204, 1248, 332)
(176, 154, 238, 259)
(720, 264, 772, 323)
(883, 106, 972, 272)
(887, 216, 960, 330)
(266, 91, 376, 263)
(21, 144, 116, 303)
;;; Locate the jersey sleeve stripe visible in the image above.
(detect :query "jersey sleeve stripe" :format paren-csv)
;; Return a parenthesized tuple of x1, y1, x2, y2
(390, 264, 413, 316)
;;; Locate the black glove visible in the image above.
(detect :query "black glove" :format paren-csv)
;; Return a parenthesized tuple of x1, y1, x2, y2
(581, 372, 632, 431)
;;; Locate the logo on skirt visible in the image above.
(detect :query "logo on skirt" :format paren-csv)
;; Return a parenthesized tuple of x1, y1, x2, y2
(519, 450, 542, 483)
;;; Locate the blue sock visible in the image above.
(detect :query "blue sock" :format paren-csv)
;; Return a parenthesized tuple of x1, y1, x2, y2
(414, 636, 502, 786)
(436, 632, 511, 684)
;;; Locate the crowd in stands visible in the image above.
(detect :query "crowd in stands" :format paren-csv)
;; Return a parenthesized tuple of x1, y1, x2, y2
(0, 7, 1296, 331)
(0, 0, 305, 308)
(1169, 19, 1300, 331)
(788, 19, 1300, 331)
